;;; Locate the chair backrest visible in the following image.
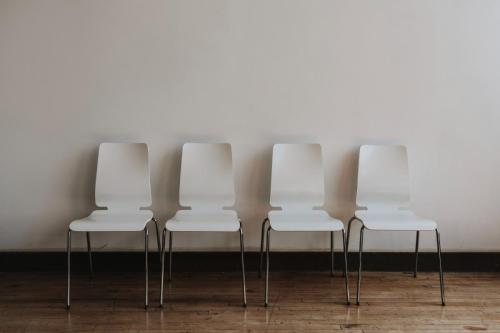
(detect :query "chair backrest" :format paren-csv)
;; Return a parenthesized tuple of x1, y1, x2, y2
(179, 143, 235, 210)
(270, 144, 324, 210)
(356, 145, 410, 210)
(95, 143, 151, 211)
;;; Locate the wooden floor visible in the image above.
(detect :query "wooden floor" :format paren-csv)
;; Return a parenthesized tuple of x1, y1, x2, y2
(1, 271, 500, 332)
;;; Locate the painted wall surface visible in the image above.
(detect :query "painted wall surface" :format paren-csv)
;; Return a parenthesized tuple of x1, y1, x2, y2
(1, 0, 499, 251)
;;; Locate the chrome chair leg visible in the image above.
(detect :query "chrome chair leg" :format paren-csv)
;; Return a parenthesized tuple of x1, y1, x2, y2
(168, 231, 173, 281)
(152, 218, 162, 263)
(86, 232, 93, 278)
(330, 231, 335, 277)
(342, 230, 350, 305)
(436, 229, 445, 306)
(356, 227, 364, 305)
(144, 227, 149, 309)
(160, 228, 167, 307)
(66, 229, 71, 309)
(346, 216, 357, 253)
(345, 216, 362, 276)
(414, 231, 420, 278)
(264, 226, 271, 306)
(259, 218, 269, 278)
(239, 223, 247, 307)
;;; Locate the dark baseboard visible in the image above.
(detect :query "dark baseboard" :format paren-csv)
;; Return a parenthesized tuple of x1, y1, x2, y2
(1, 251, 499, 272)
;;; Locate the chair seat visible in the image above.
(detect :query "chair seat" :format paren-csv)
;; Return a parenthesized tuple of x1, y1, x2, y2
(165, 210, 240, 232)
(69, 210, 153, 232)
(268, 210, 344, 231)
(355, 210, 437, 231)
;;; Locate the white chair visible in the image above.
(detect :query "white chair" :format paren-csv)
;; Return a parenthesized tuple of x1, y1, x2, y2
(66, 143, 160, 309)
(160, 143, 246, 306)
(260, 144, 350, 306)
(347, 145, 445, 305)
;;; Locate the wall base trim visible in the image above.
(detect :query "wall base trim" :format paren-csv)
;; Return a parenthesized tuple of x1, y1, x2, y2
(1, 251, 499, 272)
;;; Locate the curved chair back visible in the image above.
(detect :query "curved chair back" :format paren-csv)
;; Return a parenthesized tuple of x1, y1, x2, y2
(179, 143, 235, 210)
(270, 144, 324, 210)
(95, 143, 151, 211)
(356, 145, 410, 210)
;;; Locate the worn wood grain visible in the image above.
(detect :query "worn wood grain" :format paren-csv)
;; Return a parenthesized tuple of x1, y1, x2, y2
(0, 271, 499, 332)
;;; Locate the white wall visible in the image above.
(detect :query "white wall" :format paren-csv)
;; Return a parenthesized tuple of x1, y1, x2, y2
(1, 0, 500, 252)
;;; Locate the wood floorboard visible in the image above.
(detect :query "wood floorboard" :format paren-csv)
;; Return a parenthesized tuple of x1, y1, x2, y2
(1, 271, 500, 332)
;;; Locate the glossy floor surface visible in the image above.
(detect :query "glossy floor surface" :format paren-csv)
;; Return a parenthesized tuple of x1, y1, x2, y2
(0, 271, 499, 332)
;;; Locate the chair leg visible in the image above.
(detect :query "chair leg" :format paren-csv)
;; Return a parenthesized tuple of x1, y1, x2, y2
(356, 227, 364, 305)
(330, 231, 335, 277)
(259, 218, 269, 278)
(436, 229, 446, 306)
(346, 216, 357, 254)
(86, 232, 93, 278)
(239, 224, 247, 307)
(414, 231, 420, 278)
(66, 229, 71, 309)
(345, 216, 360, 276)
(160, 228, 167, 307)
(144, 227, 149, 309)
(168, 231, 173, 281)
(264, 226, 271, 306)
(153, 218, 162, 264)
(342, 230, 350, 305)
